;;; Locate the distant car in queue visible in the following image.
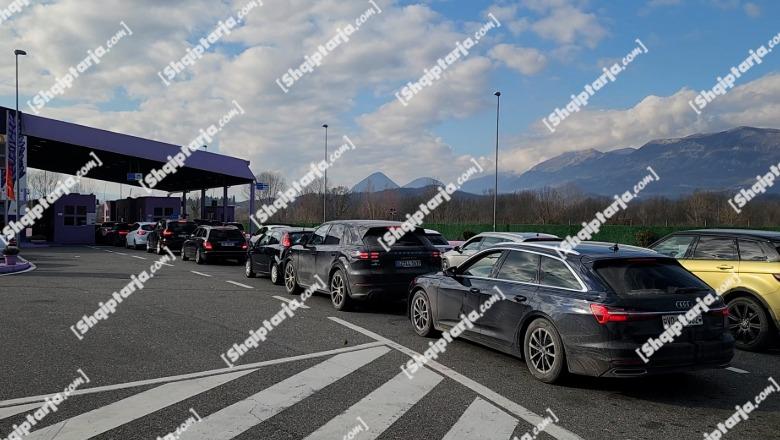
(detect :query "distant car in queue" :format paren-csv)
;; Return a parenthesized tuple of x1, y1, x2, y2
(283, 220, 441, 311)
(110, 223, 132, 247)
(424, 229, 454, 253)
(441, 232, 560, 269)
(146, 219, 197, 254)
(182, 225, 248, 264)
(125, 222, 156, 250)
(245, 227, 314, 284)
(249, 224, 292, 246)
(408, 241, 734, 383)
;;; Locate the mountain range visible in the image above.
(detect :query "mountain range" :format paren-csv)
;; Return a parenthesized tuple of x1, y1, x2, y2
(350, 127, 780, 197)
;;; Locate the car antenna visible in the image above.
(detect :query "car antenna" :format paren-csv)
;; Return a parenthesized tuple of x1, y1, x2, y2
(611, 243, 619, 252)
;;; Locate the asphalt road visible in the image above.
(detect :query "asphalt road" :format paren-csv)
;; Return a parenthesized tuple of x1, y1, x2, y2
(0, 246, 778, 440)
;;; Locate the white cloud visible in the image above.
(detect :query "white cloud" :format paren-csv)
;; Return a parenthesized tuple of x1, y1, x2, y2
(500, 73, 780, 173)
(530, 5, 607, 48)
(489, 44, 547, 75)
(744, 2, 761, 17)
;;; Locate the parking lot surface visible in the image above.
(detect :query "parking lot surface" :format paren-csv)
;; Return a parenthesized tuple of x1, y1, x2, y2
(1, 246, 778, 439)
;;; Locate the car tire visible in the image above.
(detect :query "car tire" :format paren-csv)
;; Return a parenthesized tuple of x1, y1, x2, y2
(410, 290, 435, 337)
(727, 296, 773, 351)
(270, 262, 283, 285)
(523, 319, 567, 384)
(284, 261, 302, 294)
(330, 269, 353, 311)
(245, 259, 255, 278)
(195, 248, 206, 265)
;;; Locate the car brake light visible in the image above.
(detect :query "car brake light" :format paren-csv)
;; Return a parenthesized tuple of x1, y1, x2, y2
(432, 251, 440, 258)
(204, 241, 213, 250)
(709, 307, 729, 317)
(590, 304, 629, 324)
(162, 229, 173, 237)
(282, 233, 292, 247)
(119, 231, 128, 236)
(241, 242, 248, 250)
(352, 250, 380, 260)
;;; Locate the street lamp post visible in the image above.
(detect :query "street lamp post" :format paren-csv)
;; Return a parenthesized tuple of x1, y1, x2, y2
(13, 49, 26, 244)
(493, 91, 501, 232)
(322, 124, 328, 223)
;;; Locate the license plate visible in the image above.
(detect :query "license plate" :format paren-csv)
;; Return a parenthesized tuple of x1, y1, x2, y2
(220, 242, 235, 247)
(396, 260, 421, 268)
(662, 314, 703, 328)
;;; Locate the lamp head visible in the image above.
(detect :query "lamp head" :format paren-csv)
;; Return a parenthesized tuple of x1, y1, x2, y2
(14, 49, 27, 56)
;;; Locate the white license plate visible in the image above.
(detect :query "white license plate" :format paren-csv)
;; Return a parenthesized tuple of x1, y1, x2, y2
(396, 260, 421, 268)
(220, 242, 235, 247)
(662, 314, 703, 328)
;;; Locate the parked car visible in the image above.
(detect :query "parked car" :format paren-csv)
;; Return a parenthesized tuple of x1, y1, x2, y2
(146, 219, 197, 254)
(182, 225, 248, 264)
(125, 222, 156, 250)
(110, 223, 132, 247)
(408, 241, 734, 383)
(650, 229, 780, 351)
(424, 229, 454, 253)
(283, 220, 442, 311)
(441, 232, 559, 269)
(245, 227, 314, 284)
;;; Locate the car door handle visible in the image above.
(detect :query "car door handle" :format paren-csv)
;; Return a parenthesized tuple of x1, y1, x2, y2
(717, 265, 734, 270)
(513, 295, 527, 303)
(469, 287, 481, 294)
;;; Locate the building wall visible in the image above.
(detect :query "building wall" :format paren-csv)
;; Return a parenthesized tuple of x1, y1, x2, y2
(53, 194, 96, 244)
(114, 197, 180, 223)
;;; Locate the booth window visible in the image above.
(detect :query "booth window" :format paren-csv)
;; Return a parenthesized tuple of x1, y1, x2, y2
(64, 205, 88, 226)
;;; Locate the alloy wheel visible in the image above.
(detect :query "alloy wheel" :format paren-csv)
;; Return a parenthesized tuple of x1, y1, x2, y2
(331, 273, 346, 307)
(270, 264, 279, 284)
(728, 301, 763, 344)
(528, 328, 556, 374)
(412, 296, 430, 332)
(284, 264, 296, 291)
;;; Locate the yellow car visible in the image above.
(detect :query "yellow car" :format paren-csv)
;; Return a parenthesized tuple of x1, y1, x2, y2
(651, 229, 780, 351)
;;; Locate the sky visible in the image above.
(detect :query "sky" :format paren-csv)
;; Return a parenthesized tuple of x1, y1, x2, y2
(1, 0, 779, 199)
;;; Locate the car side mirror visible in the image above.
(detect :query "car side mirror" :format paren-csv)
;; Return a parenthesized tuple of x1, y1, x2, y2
(444, 266, 458, 277)
(454, 245, 462, 253)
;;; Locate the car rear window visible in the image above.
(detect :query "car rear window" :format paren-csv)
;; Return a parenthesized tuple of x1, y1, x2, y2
(141, 225, 155, 231)
(426, 234, 449, 246)
(113, 223, 130, 230)
(362, 227, 424, 246)
(289, 232, 310, 245)
(168, 222, 197, 234)
(209, 229, 245, 240)
(594, 258, 711, 296)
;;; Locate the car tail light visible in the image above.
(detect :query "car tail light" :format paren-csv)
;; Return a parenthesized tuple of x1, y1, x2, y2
(708, 307, 729, 317)
(204, 241, 213, 250)
(162, 229, 173, 237)
(241, 242, 248, 250)
(119, 231, 128, 236)
(351, 250, 380, 260)
(432, 251, 441, 258)
(590, 304, 629, 324)
(282, 233, 292, 247)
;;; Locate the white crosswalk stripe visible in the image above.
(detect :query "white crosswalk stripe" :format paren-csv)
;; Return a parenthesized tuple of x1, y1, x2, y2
(2, 345, 582, 440)
(23, 369, 255, 440)
(442, 397, 518, 440)
(179, 345, 390, 439)
(303, 366, 443, 440)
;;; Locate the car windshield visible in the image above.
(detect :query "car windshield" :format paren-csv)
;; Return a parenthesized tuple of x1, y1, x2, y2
(426, 234, 449, 246)
(209, 229, 245, 240)
(168, 222, 196, 234)
(594, 258, 711, 296)
(362, 227, 424, 246)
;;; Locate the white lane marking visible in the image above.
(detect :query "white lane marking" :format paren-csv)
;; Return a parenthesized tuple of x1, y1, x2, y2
(131, 256, 147, 260)
(104, 250, 115, 253)
(226, 280, 253, 289)
(727, 367, 749, 374)
(328, 317, 584, 440)
(273, 295, 310, 309)
(0, 402, 44, 420)
(304, 367, 442, 440)
(115, 252, 128, 256)
(190, 271, 212, 277)
(23, 370, 255, 440)
(159, 262, 174, 267)
(179, 346, 391, 440)
(0, 342, 386, 407)
(442, 397, 518, 440)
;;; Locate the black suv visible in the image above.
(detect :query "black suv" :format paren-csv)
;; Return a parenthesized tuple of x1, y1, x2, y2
(182, 226, 247, 264)
(246, 227, 313, 284)
(283, 220, 441, 310)
(147, 219, 197, 254)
